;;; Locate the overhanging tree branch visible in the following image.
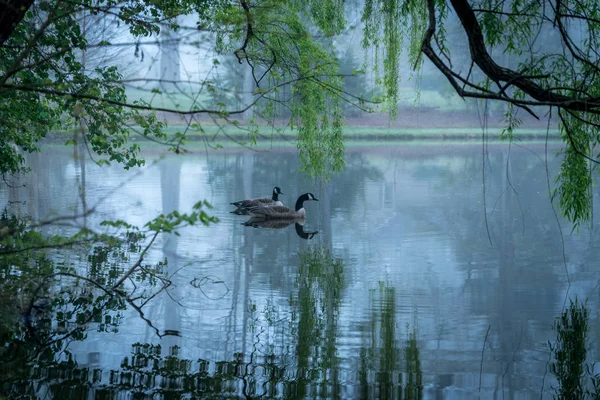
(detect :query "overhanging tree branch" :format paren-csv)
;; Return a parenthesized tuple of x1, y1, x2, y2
(234, 0, 254, 63)
(448, 0, 600, 112)
(420, 0, 540, 118)
(421, 0, 600, 116)
(0, 82, 266, 115)
(553, 0, 600, 75)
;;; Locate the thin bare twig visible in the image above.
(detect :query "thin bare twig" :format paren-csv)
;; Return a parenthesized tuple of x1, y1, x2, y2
(111, 230, 160, 290)
(479, 324, 491, 392)
(544, 109, 571, 298)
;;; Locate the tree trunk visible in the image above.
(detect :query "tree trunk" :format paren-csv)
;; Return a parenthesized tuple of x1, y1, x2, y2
(0, 0, 35, 46)
(159, 22, 181, 90)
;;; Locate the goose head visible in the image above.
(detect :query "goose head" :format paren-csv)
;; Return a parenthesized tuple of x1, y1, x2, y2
(272, 186, 284, 201)
(294, 192, 319, 211)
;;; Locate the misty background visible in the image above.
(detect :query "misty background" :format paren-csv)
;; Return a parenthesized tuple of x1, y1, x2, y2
(80, 2, 561, 130)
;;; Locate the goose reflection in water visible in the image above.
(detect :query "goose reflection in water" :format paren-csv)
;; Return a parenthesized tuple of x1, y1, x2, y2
(242, 218, 318, 240)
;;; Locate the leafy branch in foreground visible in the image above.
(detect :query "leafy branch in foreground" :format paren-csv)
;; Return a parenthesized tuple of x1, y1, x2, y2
(0, 199, 218, 359)
(111, 200, 218, 291)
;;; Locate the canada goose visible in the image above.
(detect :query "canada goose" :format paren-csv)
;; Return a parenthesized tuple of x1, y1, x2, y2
(230, 186, 284, 215)
(247, 193, 318, 219)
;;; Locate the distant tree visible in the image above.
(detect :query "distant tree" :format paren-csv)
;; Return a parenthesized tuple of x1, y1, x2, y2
(158, 18, 180, 90)
(206, 54, 247, 111)
(338, 45, 377, 117)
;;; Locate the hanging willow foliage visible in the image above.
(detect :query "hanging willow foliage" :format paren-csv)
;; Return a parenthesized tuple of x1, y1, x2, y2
(362, 0, 427, 118)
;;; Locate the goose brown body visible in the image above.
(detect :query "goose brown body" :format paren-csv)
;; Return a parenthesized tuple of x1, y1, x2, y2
(230, 186, 283, 214)
(247, 193, 318, 219)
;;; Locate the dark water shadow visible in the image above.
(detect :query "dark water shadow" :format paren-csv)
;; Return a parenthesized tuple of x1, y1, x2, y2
(242, 218, 319, 240)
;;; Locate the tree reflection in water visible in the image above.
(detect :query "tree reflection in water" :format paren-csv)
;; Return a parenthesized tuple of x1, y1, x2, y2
(358, 282, 423, 400)
(0, 208, 424, 400)
(0, 229, 426, 399)
(0, 209, 418, 399)
(1, 243, 347, 398)
(0, 210, 172, 398)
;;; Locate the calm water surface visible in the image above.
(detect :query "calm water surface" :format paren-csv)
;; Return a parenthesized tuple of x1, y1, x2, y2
(2, 142, 600, 399)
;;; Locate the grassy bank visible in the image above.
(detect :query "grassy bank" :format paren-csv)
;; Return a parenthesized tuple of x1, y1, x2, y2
(130, 124, 561, 141)
(40, 138, 565, 164)
(46, 124, 561, 147)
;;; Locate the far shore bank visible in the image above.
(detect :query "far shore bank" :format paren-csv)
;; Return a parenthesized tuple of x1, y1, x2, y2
(43, 105, 562, 144)
(44, 125, 561, 145)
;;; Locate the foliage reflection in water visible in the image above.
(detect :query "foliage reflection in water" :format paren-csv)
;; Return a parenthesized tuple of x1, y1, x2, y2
(0, 209, 201, 398)
(549, 298, 600, 399)
(0, 219, 424, 399)
(358, 282, 423, 400)
(0, 211, 129, 398)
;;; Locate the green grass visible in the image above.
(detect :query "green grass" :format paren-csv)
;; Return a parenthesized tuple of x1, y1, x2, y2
(48, 86, 561, 143)
(41, 136, 563, 158)
(151, 124, 560, 139)
(125, 87, 211, 110)
(133, 137, 562, 151)
(47, 123, 561, 147)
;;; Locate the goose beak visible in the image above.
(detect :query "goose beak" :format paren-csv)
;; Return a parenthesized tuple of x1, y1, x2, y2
(313, 197, 319, 201)
(280, 191, 284, 195)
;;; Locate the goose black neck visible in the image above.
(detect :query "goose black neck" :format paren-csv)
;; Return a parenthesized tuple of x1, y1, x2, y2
(295, 194, 308, 211)
(271, 192, 279, 201)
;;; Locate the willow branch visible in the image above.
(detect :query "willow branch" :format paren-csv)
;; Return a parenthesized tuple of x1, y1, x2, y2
(420, 0, 540, 119)
(447, 0, 600, 112)
(558, 110, 600, 165)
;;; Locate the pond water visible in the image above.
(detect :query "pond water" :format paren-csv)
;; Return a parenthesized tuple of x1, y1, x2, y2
(1, 141, 599, 399)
